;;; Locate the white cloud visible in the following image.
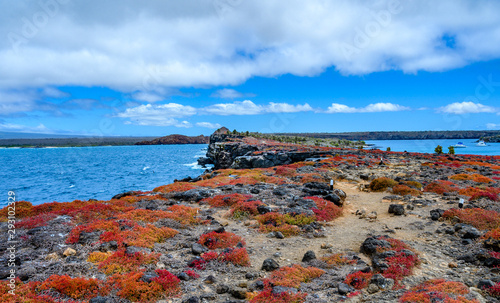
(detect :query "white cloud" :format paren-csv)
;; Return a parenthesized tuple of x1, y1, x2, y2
(116, 100, 315, 126)
(362, 103, 410, 112)
(1, 1, 500, 91)
(326, 103, 358, 113)
(326, 102, 409, 113)
(203, 100, 263, 115)
(0, 123, 51, 133)
(196, 122, 222, 129)
(115, 103, 197, 126)
(266, 102, 313, 113)
(438, 102, 496, 114)
(211, 89, 244, 99)
(486, 123, 500, 130)
(131, 92, 164, 103)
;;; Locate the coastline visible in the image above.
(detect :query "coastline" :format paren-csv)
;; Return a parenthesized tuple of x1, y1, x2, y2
(1, 132, 500, 302)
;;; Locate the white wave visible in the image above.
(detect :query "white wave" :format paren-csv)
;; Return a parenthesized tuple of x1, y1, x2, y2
(183, 162, 205, 170)
(143, 166, 150, 171)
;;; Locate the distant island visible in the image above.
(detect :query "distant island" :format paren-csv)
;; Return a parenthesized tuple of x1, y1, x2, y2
(274, 130, 500, 141)
(135, 134, 209, 145)
(0, 136, 158, 148)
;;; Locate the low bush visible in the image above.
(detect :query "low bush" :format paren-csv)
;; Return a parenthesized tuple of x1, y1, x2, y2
(392, 185, 420, 196)
(369, 177, 398, 192)
(424, 180, 458, 195)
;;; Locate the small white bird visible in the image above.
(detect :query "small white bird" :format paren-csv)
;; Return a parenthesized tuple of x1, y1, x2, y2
(458, 198, 464, 209)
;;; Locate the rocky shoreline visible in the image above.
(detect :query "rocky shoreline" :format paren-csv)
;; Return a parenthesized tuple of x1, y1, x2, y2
(1, 129, 500, 302)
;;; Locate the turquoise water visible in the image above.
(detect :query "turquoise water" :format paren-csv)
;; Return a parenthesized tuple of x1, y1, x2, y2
(0, 145, 208, 205)
(366, 139, 500, 156)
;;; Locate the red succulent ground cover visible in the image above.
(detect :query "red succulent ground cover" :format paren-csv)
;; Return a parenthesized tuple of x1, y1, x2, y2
(88, 249, 160, 275)
(0, 270, 181, 303)
(399, 279, 479, 303)
(248, 265, 325, 303)
(198, 231, 246, 249)
(195, 247, 251, 267)
(306, 196, 342, 221)
(344, 271, 373, 289)
(200, 193, 252, 207)
(442, 208, 500, 230)
(373, 236, 421, 288)
(66, 219, 178, 248)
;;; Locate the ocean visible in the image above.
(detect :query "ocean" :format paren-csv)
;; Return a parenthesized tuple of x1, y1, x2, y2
(0, 144, 208, 205)
(365, 139, 500, 156)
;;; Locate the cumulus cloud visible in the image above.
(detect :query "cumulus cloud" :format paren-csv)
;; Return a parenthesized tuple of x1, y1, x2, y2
(116, 100, 314, 126)
(438, 102, 497, 114)
(203, 100, 263, 115)
(326, 102, 409, 113)
(196, 122, 222, 129)
(266, 102, 313, 113)
(1, 1, 500, 92)
(116, 103, 197, 126)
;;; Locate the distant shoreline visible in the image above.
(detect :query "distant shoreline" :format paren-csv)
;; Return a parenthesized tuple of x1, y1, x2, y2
(273, 130, 500, 141)
(2, 130, 500, 147)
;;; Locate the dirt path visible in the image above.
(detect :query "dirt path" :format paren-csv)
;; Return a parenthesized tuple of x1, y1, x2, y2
(215, 181, 455, 282)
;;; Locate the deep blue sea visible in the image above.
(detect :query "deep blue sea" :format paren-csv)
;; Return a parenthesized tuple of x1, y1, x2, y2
(0, 145, 208, 205)
(365, 139, 500, 156)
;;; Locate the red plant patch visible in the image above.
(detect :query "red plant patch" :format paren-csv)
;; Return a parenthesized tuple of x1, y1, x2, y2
(230, 200, 264, 218)
(89, 249, 160, 275)
(306, 196, 342, 221)
(424, 180, 458, 195)
(320, 253, 356, 266)
(201, 193, 252, 207)
(153, 182, 196, 193)
(375, 236, 420, 287)
(199, 247, 251, 267)
(442, 208, 500, 230)
(483, 228, 500, 241)
(486, 282, 500, 298)
(469, 191, 499, 202)
(67, 219, 178, 248)
(198, 231, 246, 249)
(248, 286, 307, 303)
(107, 270, 180, 302)
(344, 271, 373, 290)
(36, 275, 110, 300)
(392, 185, 420, 196)
(399, 279, 479, 303)
(264, 264, 325, 288)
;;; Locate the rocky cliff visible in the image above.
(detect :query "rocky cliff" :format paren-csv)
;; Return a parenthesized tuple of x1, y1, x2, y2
(198, 128, 361, 170)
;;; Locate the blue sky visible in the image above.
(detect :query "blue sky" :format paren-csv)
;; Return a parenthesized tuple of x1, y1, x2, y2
(1, 0, 500, 136)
